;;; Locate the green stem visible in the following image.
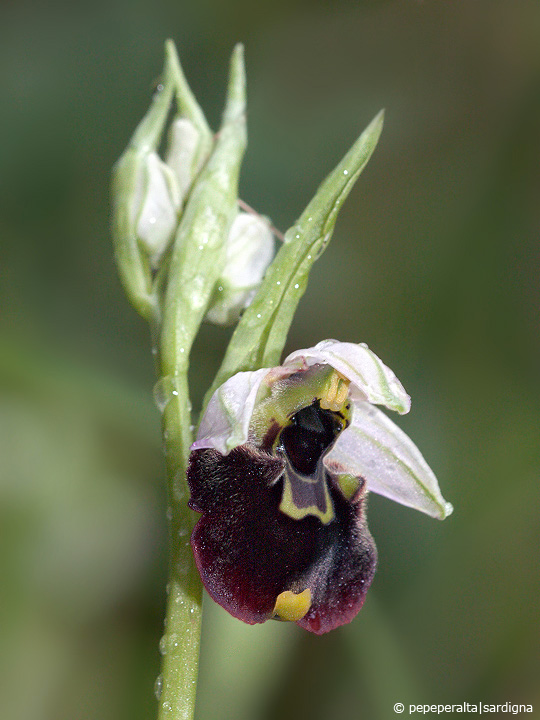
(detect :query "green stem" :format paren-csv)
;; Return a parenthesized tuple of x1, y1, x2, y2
(156, 372, 202, 720)
(112, 39, 249, 720)
(155, 45, 247, 720)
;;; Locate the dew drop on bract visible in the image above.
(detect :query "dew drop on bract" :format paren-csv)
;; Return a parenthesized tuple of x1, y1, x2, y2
(154, 674, 163, 700)
(159, 635, 168, 656)
(153, 376, 174, 412)
(176, 557, 189, 576)
(153, 375, 184, 413)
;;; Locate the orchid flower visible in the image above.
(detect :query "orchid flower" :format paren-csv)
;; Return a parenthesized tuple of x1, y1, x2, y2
(188, 340, 452, 634)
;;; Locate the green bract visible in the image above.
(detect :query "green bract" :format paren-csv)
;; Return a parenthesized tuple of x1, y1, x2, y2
(204, 110, 385, 406)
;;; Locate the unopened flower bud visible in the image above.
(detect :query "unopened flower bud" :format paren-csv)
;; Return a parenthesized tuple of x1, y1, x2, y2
(206, 212, 275, 326)
(132, 151, 180, 268)
(165, 118, 205, 203)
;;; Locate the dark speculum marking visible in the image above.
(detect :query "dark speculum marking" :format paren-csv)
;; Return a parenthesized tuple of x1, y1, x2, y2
(278, 401, 344, 475)
(276, 401, 346, 521)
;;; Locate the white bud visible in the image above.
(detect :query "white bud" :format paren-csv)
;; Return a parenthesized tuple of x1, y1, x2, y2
(206, 212, 275, 325)
(165, 118, 203, 202)
(132, 152, 180, 268)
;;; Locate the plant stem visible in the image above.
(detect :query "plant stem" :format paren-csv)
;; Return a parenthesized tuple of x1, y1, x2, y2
(156, 369, 202, 720)
(112, 39, 249, 720)
(153, 44, 247, 720)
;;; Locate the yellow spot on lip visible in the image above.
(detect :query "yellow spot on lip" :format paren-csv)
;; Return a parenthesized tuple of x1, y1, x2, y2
(273, 589, 312, 622)
(337, 473, 361, 501)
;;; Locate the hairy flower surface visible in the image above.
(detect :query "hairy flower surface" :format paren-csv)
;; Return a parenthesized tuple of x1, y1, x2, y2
(187, 340, 452, 633)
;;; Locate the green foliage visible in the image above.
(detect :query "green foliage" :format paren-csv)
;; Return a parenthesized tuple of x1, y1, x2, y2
(2, 2, 540, 719)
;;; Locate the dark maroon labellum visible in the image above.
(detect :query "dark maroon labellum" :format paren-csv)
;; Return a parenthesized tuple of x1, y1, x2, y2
(187, 432, 377, 633)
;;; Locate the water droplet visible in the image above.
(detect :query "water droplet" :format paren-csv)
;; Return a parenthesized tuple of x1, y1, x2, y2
(156, 84, 164, 93)
(153, 376, 177, 413)
(162, 701, 172, 714)
(154, 674, 163, 700)
(343, 169, 349, 175)
(173, 484, 185, 503)
(294, 284, 299, 289)
(178, 525, 188, 537)
(308, 216, 313, 222)
(159, 635, 168, 655)
(177, 557, 190, 575)
(198, 245, 203, 250)
(166, 506, 173, 521)
(276, 281, 281, 286)
(256, 313, 262, 319)
(149, 216, 157, 224)
(217, 286, 223, 292)
(151, 347, 158, 356)
(295, 234, 300, 239)
(307, 254, 312, 260)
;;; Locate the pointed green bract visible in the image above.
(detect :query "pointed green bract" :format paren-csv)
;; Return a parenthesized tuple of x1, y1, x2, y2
(164, 40, 213, 152)
(160, 43, 247, 376)
(111, 41, 214, 323)
(164, 40, 214, 198)
(111, 76, 174, 322)
(204, 110, 384, 409)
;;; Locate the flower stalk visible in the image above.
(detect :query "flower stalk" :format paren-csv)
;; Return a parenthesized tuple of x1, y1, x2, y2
(155, 45, 247, 719)
(112, 39, 248, 720)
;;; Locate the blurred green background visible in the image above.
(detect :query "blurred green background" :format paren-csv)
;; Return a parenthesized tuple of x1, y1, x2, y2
(1, 1, 539, 719)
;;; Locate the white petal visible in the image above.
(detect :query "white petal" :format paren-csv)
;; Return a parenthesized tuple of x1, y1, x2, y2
(165, 118, 201, 200)
(205, 212, 275, 326)
(225, 213, 274, 283)
(192, 368, 270, 454)
(204, 287, 251, 326)
(324, 401, 453, 519)
(284, 340, 410, 414)
(135, 152, 179, 266)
